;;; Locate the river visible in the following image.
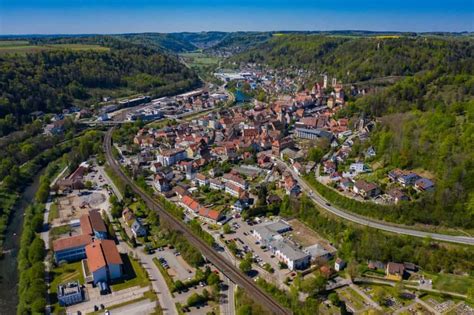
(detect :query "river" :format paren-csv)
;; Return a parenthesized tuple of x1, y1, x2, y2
(0, 169, 44, 315)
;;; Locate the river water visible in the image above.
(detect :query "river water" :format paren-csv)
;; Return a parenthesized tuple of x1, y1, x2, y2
(0, 169, 44, 315)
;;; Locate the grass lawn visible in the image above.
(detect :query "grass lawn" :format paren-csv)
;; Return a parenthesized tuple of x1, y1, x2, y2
(195, 187, 236, 211)
(48, 202, 59, 222)
(50, 225, 73, 240)
(49, 261, 85, 314)
(104, 164, 125, 194)
(110, 254, 150, 291)
(427, 273, 474, 295)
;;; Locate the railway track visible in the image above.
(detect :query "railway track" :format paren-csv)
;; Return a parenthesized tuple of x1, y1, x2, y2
(103, 128, 291, 315)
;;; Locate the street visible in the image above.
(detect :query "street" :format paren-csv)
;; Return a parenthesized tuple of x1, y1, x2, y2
(274, 158, 474, 246)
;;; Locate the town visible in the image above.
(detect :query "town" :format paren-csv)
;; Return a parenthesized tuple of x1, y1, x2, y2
(35, 63, 473, 315)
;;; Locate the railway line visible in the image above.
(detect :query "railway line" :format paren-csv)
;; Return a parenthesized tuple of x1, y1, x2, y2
(103, 128, 291, 315)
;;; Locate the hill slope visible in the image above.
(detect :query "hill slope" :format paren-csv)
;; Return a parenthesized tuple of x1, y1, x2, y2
(229, 35, 473, 83)
(0, 36, 200, 135)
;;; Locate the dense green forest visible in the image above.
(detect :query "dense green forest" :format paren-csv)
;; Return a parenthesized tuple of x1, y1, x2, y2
(204, 32, 273, 54)
(229, 35, 473, 83)
(0, 37, 200, 135)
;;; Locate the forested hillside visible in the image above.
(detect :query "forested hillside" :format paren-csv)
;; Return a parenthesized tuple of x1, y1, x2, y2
(229, 35, 473, 83)
(204, 32, 273, 55)
(0, 37, 200, 135)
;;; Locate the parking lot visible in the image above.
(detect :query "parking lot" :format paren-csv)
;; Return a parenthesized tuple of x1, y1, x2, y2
(154, 248, 196, 281)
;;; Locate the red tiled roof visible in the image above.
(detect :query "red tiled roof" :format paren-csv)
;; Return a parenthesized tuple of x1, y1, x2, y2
(85, 239, 123, 273)
(198, 207, 222, 221)
(80, 213, 93, 235)
(53, 234, 93, 252)
(182, 195, 201, 212)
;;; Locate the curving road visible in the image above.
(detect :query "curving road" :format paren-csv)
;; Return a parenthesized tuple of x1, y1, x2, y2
(104, 128, 291, 315)
(274, 158, 474, 246)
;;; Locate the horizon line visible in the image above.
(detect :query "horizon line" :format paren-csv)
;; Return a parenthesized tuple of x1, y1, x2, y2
(1, 29, 473, 37)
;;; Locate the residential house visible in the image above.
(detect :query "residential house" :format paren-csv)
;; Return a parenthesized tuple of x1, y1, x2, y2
(292, 162, 303, 175)
(283, 175, 300, 195)
(339, 178, 353, 191)
(329, 171, 342, 182)
(353, 180, 380, 198)
(386, 262, 405, 281)
(156, 149, 187, 167)
(414, 178, 435, 192)
(198, 207, 224, 224)
(131, 220, 147, 237)
(209, 178, 224, 190)
(398, 172, 420, 187)
(232, 198, 251, 212)
(173, 186, 189, 199)
(225, 182, 245, 198)
(323, 160, 336, 174)
(223, 173, 248, 190)
(387, 188, 409, 204)
(194, 173, 209, 187)
(349, 162, 370, 174)
(181, 195, 201, 214)
(366, 147, 376, 158)
(154, 174, 170, 192)
(150, 162, 162, 173)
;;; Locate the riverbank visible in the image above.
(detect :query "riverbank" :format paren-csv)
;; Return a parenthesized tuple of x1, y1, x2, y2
(0, 168, 45, 314)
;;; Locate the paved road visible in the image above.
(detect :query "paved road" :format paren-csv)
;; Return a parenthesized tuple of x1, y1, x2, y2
(274, 158, 474, 246)
(117, 243, 178, 315)
(109, 298, 157, 315)
(98, 166, 177, 315)
(104, 128, 290, 315)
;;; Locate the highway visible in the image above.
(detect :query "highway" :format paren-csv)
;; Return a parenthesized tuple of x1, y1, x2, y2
(103, 128, 291, 315)
(274, 158, 474, 246)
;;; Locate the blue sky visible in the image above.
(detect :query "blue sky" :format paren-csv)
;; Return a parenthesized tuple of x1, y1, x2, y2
(1, 0, 473, 34)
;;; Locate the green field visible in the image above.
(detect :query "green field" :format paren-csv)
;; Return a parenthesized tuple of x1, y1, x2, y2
(179, 51, 220, 82)
(110, 255, 151, 291)
(179, 52, 220, 65)
(0, 40, 30, 46)
(427, 273, 474, 295)
(0, 41, 110, 55)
